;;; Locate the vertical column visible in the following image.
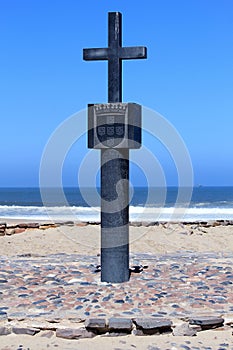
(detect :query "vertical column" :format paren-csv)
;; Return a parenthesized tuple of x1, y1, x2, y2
(100, 12, 130, 282)
(101, 148, 129, 282)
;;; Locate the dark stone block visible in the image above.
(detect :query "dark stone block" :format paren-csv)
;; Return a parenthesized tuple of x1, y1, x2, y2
(108, 317, 132, 333)
(134, 318, 172, 335)
(85, 318, 107, 334)
(189, 316, 224, 330)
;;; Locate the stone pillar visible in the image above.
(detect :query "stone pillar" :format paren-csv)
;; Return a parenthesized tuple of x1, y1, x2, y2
(101, 148, 129, 282)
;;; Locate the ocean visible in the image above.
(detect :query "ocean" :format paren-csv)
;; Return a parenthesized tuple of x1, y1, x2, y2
(0, 187, 233, 222)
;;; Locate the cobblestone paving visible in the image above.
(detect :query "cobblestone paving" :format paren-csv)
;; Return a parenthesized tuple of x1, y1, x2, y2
(0, 252, 233, 321)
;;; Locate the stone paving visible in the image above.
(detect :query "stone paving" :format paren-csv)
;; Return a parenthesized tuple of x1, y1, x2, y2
(0, 251, 233, 321)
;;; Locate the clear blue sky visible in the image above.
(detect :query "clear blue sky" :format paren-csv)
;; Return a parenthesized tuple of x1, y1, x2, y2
(0, 0, 232, 187)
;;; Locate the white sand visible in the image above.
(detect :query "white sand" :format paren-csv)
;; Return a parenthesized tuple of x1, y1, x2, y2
(0, 222, 233, 257)
(0, 329, 232, 349)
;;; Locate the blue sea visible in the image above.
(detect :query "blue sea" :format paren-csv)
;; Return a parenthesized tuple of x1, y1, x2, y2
(0, 187, 233, 222)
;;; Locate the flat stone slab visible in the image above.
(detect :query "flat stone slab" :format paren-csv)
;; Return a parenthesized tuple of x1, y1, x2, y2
(134, 318, 172, 335)
(0, 326, 11, 336)
(189, 316, 224, 329)
(12, 326, 40, 335)
(85, 318, 107, 334)
(108, 317, 132, 333)
(56, 327, 95, 339)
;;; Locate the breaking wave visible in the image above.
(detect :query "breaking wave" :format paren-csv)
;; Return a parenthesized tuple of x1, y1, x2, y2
(0, 205, 233, 222)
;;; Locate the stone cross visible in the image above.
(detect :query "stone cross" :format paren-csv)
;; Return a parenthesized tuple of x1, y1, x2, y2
(83, 12, 147, 283)
(83, 12, 147, 103)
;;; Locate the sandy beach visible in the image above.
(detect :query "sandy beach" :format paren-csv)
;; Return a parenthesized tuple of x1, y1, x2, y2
(1, 220, 233, 257)
(0, 220, 233, 349)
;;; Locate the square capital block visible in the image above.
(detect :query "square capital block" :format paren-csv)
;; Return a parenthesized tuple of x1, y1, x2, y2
(88, 103, 141, 149)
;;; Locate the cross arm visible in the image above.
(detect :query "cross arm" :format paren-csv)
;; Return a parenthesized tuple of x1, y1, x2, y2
(83, 48, 109, 61)
(120, 46, 147, 60)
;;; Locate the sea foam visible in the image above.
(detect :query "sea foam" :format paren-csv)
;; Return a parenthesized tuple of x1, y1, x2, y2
(0, 205, 233, 222)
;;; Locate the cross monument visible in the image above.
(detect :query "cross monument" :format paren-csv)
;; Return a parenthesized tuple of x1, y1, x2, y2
(83, 12, 147, 282)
